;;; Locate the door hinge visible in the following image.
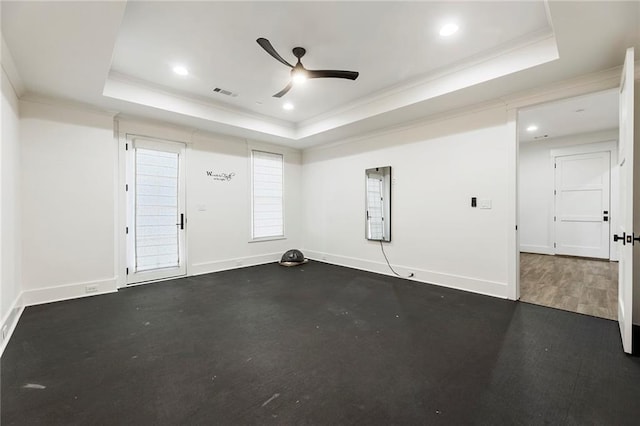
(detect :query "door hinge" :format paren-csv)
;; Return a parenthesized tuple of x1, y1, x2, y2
(126, 226, 129, 234)
(125, 143, 129, 151)
(125, 184, 128, 191)
(554, 189, 556, 195)
(515, 225, 518, 231)
(554, 163, 557, 169)
(126, 267, 129, 275)
(554, 216, 556, 222)
(554, 242, 556, 248)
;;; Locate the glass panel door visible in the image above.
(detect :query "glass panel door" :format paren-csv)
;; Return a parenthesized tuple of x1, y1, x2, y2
(126, 137, 186, 284)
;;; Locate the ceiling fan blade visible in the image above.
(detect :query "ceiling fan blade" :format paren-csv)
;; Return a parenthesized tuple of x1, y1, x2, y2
(256, 38, 294, 68)
(273, 82, 293, 98)
(307, 70, 359, 80)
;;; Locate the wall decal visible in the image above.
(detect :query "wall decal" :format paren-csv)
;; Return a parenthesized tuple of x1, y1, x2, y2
(206, 171, 236, 182)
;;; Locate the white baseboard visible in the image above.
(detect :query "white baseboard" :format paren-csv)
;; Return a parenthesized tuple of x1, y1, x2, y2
(520, 245, 554, 255)
(21, 278, 118, 307)
(190, 252, 282, 276)
(304, 250, 509, 299)
(0, 293, 25, 357)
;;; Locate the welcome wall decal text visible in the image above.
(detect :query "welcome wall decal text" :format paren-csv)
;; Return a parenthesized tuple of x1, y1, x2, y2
(206, 171, 236, 182)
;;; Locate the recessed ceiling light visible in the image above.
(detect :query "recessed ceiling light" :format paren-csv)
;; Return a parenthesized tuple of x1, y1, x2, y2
(526, 125, 539, 132)
(173, 65, 189, 76)
(283, 102, 294, 110)
(439, 23, 459, 37)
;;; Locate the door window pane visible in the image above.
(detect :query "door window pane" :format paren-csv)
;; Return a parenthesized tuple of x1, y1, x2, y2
(135, 148, 179, 271)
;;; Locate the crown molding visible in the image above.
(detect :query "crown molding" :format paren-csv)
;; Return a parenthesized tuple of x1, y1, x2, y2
(20, 93, 118, 118)
(303, 58, 638, 154)
(104, 72, 296, 138)
(502, 59, 640, 111)
(296, 30, 558, 139)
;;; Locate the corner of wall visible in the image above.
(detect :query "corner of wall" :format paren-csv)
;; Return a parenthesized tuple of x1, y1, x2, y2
(0, 292, 24, 357)
(1, 35, 26, 97)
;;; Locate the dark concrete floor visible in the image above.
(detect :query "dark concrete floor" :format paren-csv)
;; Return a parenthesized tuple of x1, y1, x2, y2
(2, 261, 640, 425)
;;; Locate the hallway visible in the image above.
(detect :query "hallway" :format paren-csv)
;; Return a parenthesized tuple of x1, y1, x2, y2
(520, 253, 618, 320)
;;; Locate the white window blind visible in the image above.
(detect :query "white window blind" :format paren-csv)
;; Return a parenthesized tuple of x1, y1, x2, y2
(135, 148, 179, 271)
(252, 150, 284, 239)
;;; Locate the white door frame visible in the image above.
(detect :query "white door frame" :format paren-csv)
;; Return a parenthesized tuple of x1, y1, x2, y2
(510, 95, 625, 300)
(616, 47, 635, 353)
(550, 141, 618, 260)
(117, 133, 189, 288)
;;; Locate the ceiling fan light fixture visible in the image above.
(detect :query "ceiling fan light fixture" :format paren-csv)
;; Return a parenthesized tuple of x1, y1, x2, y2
(292, 69, 308, 85)
(256, 38, 359, 98)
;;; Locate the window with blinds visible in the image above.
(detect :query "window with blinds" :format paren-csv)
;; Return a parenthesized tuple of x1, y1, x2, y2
(135, 148, 179, 271)
(251, 150, 284, 239)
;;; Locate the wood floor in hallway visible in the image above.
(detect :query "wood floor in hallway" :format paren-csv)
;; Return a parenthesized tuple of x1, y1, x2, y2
(520, 253, 618, 320)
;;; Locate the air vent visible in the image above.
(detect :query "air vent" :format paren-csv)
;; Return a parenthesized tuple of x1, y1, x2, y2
(213, 87, 238, 97)
(533, 134, 549, 140)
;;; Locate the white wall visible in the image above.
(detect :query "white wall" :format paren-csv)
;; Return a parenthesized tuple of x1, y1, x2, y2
(518, 129, 618, 256)
(302, 106, 512, 298)
(115, 118, 303, 283)
(17, 108, 303, 305)
(186, 135, 302, 275)
(1, 67, 23, 346)
(20, 100, 117, 304)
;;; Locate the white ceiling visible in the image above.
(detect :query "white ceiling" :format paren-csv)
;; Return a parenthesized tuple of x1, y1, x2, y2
(2, 1, 639, 148)
(518, 89, 619, 143)
(110, 1, 551, 122)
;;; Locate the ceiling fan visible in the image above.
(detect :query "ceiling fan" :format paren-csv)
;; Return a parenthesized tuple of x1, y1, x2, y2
(256, 37, 359, 98)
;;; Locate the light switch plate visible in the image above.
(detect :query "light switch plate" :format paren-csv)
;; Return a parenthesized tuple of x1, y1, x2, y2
(479, 199, 492, 209)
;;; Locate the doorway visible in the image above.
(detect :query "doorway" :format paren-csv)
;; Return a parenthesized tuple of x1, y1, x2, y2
(517, 89, 619, 319)
(125, 136, 187, 285)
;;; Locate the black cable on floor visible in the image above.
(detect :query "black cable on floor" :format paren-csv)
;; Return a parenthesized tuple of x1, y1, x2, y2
(380, 240, 413, 278)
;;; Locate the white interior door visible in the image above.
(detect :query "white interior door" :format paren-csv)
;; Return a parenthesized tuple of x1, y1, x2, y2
(616, 47, 634, 354)
(126, 137, 186, 285)
(554, 151, 611, 259)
